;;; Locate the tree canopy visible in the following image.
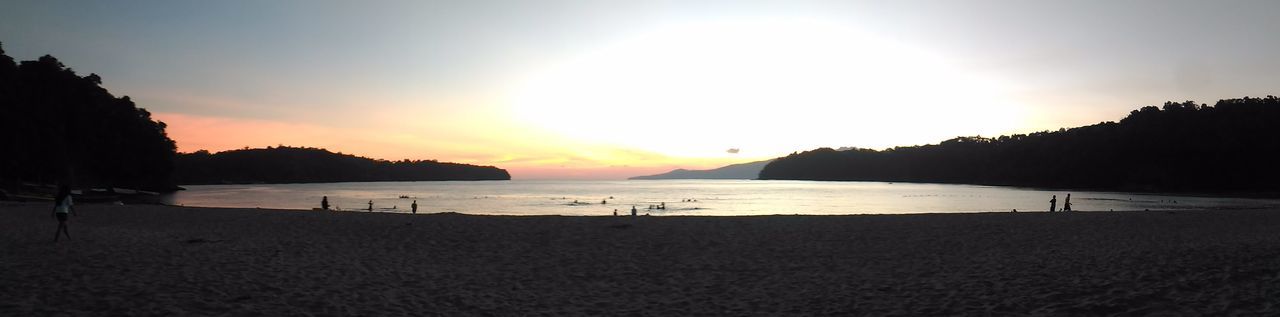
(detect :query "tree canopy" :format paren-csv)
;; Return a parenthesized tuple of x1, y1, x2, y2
(0, 42, 178, 191)
(759, 96, 1280, 194)
(174, 146, 510, 184)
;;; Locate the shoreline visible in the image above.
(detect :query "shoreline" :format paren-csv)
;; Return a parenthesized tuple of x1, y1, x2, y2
(3, 204, 1278, 315)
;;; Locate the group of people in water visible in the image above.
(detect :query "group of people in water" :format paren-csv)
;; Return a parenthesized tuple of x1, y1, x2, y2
(1049, 194, 1073, 212)
(47, 187, 1094, 243)
(319, 194, 698, 216)
(320, 196, 419, 214)
(615, 205, 649, 217)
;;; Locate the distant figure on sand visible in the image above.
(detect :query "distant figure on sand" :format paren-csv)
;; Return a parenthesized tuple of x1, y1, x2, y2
(367, 200, 373, 212)
(631, 206, 637, 216)
(411, 200, 418, 214)
(613, 209, 618, 216)
(1063, 194, 1073, 212)
(52, 185, 74, 242)
(321, 196, 330, 211)
(1049, 195, 1057, 212)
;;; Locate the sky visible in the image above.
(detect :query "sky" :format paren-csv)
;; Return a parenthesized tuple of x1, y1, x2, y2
(3, 0, 1278, 179)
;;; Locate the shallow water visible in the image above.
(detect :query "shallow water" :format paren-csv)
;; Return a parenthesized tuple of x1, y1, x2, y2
(165, 180, 1280, 216)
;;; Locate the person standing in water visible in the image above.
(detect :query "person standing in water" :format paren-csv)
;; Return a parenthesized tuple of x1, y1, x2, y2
(321, 196, 330, 211)
(1049, 195, 1057, 212)
(52, 185, 74, 242)
(411, 200, 418, 214)
(367, 200, 373, 212)
(1063, 194, 1073, 212)
(630, 205, 638, 216)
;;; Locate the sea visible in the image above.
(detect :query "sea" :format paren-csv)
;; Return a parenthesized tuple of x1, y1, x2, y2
(162, 180, 1280, 216)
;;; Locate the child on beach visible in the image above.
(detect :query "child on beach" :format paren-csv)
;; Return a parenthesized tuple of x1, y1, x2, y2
(1049, 195, 1057, 212)
(52, 185, 74, 242)
(412, 200, 418, 214)
(321, 196, 330, 211)
(1063, 194, 1072, 212)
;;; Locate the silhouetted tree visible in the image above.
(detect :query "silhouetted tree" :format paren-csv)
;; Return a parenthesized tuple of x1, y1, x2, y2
(173, 146, 510, 184)
(760, 96, 1280, 194)
(0, 43, 177, 191)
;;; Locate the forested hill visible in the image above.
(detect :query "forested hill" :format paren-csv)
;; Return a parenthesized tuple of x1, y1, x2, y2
(629, 160, 773, 180)
(174, 147, 510, 184)
(0, 43, 178, 191)
(759, 96, 1280, 193)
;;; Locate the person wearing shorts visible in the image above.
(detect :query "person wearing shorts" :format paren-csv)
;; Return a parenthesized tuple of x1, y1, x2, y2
(52, 185, 74, 242)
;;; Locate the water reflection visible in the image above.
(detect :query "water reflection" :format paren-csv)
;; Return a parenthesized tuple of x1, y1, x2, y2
(165, 180, 1280, 216)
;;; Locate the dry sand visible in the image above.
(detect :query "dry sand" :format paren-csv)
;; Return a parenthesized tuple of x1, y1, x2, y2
(2, 203, 1278, 316)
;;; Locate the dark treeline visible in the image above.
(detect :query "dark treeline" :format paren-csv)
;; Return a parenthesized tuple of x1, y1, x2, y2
(760, 96, 1280, 193)
(0, 43, 178, 191)
(174, 146, 510, 184)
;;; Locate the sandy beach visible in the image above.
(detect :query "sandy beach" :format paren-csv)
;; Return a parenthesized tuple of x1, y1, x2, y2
(2, 203, 1278, 316)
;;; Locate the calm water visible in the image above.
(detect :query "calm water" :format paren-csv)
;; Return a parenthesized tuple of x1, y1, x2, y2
(164, 180, 1280, 216)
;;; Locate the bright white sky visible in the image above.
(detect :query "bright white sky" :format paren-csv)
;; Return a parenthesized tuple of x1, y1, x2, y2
(3, 1, 1278, 178)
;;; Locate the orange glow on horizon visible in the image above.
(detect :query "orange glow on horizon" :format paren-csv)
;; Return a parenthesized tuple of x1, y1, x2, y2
(153, 112, 763, 180)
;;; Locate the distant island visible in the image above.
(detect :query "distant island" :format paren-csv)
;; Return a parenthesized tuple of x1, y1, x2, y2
(629, 159, 773, 180)
(174, 146, 510, 185)
(760, 96, 1280, 194)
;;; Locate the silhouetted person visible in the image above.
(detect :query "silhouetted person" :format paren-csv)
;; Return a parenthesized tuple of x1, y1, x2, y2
(1063, 194, 1072, 212)
(411, 200, 418, 214)
(601, 199, 607, 204)
(613, 209, 618, 216)
(631, 206, 637, 216)
(367, 200, 373, 212)
(52, 185, 74, 242)
(1049, 195, 1057, 212)
(321, 196, 330, 211)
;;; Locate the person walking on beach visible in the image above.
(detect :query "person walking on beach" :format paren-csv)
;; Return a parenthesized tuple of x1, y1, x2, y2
(1049, 195, 1057, 212)
(52, 185, 74, 242)
(321, 196, 330, 211)
(630, 205, 638, 216)
(1063, 194, 1073, 212)
(367, 200, 373, 212)
(411, 200, 418, 214)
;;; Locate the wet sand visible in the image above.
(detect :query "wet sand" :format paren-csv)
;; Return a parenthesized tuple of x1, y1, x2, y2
(2, 203, 1278, 315)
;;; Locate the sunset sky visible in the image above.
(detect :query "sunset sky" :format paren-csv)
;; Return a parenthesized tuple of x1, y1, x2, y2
(3, 1, 1278, 179)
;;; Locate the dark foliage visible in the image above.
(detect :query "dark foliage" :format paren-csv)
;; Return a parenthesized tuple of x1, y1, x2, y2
(760, 97, 1280, 193)
(173, 146, 510, 184)
(0, 43, 178, 191)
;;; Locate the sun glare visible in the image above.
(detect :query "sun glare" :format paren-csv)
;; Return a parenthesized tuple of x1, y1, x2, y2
(510, 17, 1024, 158)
